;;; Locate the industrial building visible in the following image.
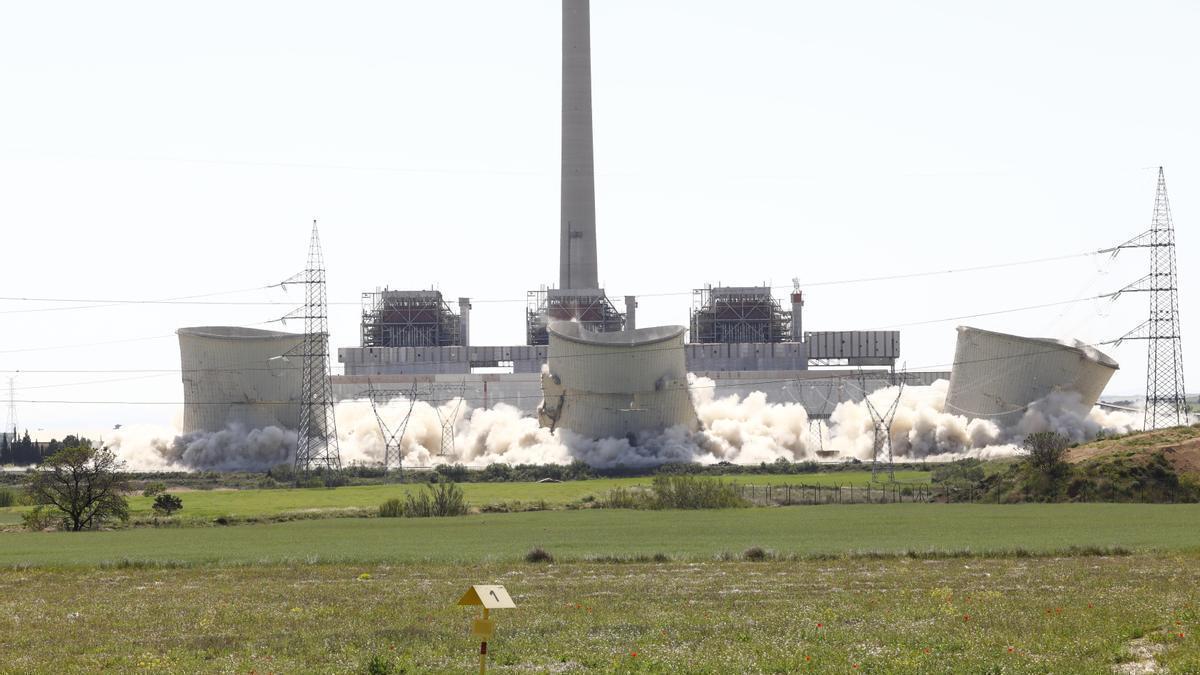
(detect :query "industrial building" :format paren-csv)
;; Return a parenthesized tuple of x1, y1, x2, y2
(177, 326, 303, 434)
(944, 325, 1119, 426)
(538, 322, 699, 439)
(690, 286, 793, 344)
(328, 0, 945, 422)
(360, 289, 468, 348)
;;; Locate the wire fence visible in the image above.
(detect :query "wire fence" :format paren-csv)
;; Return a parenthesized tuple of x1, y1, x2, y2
(733, 482, 1199, 505)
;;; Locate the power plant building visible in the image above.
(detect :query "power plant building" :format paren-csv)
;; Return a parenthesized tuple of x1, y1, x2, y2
(538, 322, 699, 439)
(177, 326, 303, 434)
(944, 325, 1119, 426)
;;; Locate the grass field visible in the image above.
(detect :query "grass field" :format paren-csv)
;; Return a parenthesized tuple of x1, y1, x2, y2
(2, 504, 1199, 567)
(1, 555, 1197, 673)
(1, 470, 931, 525)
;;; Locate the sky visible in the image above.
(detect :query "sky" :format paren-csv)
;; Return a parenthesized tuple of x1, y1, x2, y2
(1, 0, 1197, 435)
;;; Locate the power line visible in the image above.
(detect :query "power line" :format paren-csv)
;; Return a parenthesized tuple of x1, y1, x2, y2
(0, 244, 1123, 311)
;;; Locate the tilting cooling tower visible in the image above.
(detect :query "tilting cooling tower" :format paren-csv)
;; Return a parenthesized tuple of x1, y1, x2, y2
(944, 325, 1119, 425)
(177, 326, 304, 434)
(539, 321, 699, 439)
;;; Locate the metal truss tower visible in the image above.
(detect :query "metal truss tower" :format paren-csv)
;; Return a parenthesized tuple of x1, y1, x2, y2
(1142, 168, 1188, 429)
(365, 381, 420, 474)
(5, 377, 16, 439)
(291, 221, 341, 473)
(1115, 168, 1188, 429)
(859, 370, 904, 481)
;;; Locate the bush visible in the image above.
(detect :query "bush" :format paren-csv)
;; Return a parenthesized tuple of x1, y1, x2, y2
(650, 475, 749, 509)
(378, 498, 404, 518)
(142, 482, 167, 498)
(524, 546, 554, 563)
(743, 546, 768, 562)
(363, 654, 396, 675)
(380, 483, 469, 518)
(152, 493, 183, 516)
(0, 488, 16, 508)
(22, 505, 60, 531)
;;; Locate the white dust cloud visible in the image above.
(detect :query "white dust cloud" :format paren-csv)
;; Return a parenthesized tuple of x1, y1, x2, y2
(104, 377, 1137, 472)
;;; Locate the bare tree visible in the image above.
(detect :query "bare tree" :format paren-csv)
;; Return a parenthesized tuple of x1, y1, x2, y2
(28, 446, 130, 531)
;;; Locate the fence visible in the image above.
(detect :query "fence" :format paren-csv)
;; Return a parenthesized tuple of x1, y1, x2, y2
(730, 482, 1007, 505)
(733, 482, 1198, 505)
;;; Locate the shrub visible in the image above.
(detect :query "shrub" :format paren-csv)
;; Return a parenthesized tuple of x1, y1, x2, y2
(743, 546, 768, 562)
(599, 486, 654, 509)
(141, 482, 167, 498)
(650, 475, 749, 509)
(22, 505, 60, 531)
(524, 546, 555, 564)
(378, 498, 404, 518)
(0, 488, 16, 508)
(384, 483, 469, 518)
(363, 654, 396, 675)
(152, 493, 183, 516)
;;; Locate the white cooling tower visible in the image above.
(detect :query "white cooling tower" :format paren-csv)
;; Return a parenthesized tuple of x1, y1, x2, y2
(539, 321, 699, 439)
(944, 325, 1119, 425)
(177, 326, 304, 434)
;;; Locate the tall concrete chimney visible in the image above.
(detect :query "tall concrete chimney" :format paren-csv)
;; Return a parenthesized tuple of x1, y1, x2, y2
(560, 0, 599, 290)
(458, 297, 472, 347)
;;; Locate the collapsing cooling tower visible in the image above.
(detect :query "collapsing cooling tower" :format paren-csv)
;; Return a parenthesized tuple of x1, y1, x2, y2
(177, 326, 304, 434)
(538, 321, 699, 440)
(944, 325, 1119, 426)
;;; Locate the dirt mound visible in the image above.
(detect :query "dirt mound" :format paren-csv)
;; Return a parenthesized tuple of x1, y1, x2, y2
(1067, 426, 1200, 475)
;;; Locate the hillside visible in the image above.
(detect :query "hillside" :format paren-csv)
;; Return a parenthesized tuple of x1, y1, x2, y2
(1067, 425, 1200, 475)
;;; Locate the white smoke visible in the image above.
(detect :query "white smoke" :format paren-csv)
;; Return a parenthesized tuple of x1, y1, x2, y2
(106, 378, 1138, 471)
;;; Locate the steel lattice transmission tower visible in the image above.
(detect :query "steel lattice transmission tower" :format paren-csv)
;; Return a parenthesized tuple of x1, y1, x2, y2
(291, 221, 342, 473)
(1115, 168, 1189, 429)
(5, 377, 17, 439)
(1142, 168, 1188, 429)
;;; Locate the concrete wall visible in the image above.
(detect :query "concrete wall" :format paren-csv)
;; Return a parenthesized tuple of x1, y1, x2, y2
(339, 341, 810, 375)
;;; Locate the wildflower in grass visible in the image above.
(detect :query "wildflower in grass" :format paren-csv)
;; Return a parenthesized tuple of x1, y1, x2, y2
(923, 648, 930, 654)
(630, 651, 637, 657)
(1007, 647, 1014, 653)
(816, 623, 822, 629)
(963, 614, 970, 622)
(805, 655, 811, 662)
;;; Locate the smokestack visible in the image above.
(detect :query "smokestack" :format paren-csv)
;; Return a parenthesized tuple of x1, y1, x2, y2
(560, 0, 599, 290)
(458, 297, 472, 347)
(791, 291, 804, 341)
(624, 295, 637, 331)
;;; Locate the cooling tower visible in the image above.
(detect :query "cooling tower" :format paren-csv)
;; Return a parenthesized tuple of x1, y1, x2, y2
(177, 326, 304, 434)
(944, 325, 1119, 426)
(539, 321, 699, 439)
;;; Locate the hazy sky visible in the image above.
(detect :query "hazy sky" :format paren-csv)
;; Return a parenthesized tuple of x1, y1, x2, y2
(2, 0, 1197, 434)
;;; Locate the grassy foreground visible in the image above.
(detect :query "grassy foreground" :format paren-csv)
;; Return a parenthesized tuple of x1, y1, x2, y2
(1, 555, 1198, 673)
(3, 504, 1200, 567)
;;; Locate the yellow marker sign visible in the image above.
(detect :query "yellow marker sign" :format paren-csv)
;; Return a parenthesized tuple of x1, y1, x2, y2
(457, 585, 516, 609)
(457, 585, 515, 675)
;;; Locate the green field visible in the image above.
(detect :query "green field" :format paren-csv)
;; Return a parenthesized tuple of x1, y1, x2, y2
(3, 504, 1199, 567)
(6, 474, 1199, 672)
(2, 555, 1197, 673)
(2, 470, 931, 525)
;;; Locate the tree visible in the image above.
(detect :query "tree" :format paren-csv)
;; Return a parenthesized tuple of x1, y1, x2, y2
(27, 446, 130, 531)
(152, 493, 183, 516)
(1022, 431, 1071, 473)
(1021, 431, 1072, 500)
